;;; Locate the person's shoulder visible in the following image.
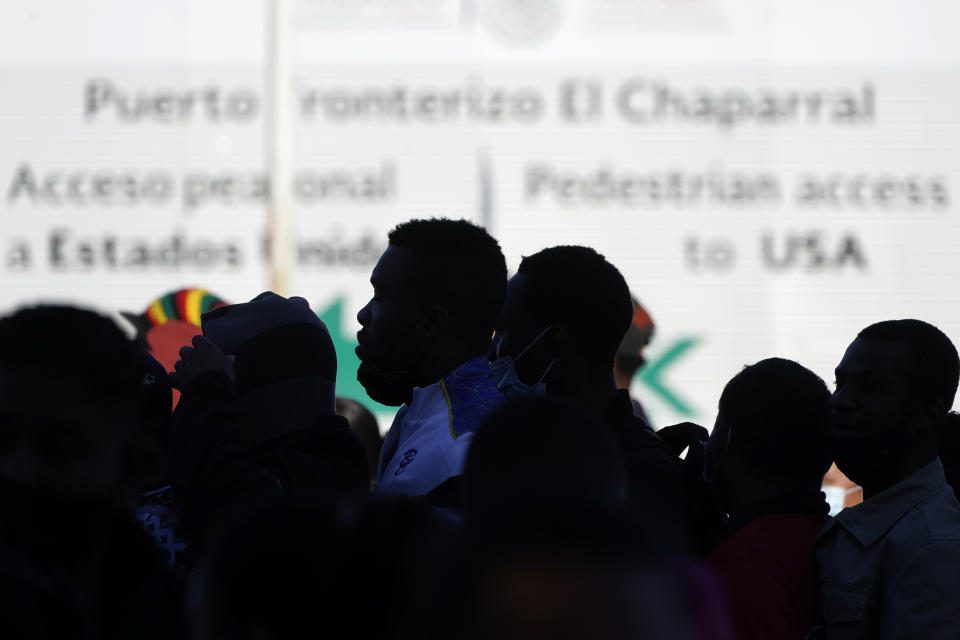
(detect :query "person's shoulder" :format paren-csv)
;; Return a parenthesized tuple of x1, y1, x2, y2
(861, 490, 960, 575)
(438, 356, 505, 440)
(916, 486, 960, 543)
(884, 507, 960, 597)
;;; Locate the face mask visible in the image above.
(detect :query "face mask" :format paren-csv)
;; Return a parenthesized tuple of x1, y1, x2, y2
(822, 485, 861, 516)
(492, 326, 556, 400)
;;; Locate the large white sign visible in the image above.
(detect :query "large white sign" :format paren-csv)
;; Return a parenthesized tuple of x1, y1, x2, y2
(2, 0, 959, 425)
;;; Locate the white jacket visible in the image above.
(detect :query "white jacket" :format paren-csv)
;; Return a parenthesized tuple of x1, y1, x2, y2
(375, 355, 505, 497)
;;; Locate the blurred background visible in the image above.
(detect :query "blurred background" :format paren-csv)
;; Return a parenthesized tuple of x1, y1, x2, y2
(1, 0, 958, 426)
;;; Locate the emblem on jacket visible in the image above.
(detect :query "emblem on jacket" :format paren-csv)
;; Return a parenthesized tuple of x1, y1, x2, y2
(395, 449, 418, 476)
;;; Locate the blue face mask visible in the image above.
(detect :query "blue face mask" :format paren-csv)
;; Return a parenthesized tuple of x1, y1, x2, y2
(491, 326, 556, 400)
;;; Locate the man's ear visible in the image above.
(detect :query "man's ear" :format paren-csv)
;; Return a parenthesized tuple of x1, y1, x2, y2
(543, 324, 566, 355)
(421, 305, 450, 337)
(543, 324, 567, 351)
(910, 398, 947, 436)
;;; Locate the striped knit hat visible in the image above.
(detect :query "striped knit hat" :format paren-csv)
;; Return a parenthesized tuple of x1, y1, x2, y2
(144, 288, 228, 328)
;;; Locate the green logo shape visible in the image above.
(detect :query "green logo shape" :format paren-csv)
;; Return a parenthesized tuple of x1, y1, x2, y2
(319, 295, 700, 420)
(316, 297, 391, 414)
(637, 337, 700, 417)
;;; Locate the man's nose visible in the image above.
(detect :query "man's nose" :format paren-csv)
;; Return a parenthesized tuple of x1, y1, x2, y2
(357, 301, 371, 327)
(830, 386, 856, 411)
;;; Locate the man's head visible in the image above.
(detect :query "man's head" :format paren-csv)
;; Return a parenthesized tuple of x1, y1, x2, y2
(201, 292, 338, 430)
(490, 246, 632, 390)
(831, 319, 959, 491)
(356, 218, 506, 405)
(705, 358, 831, 507)
(0, 305, 143, 501)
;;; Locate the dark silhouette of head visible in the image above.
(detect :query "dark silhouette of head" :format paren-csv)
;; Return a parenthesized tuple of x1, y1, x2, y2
(202, 292, 338, 437)
(0, 305, 143, 501)
(857, 319, 960, 412)
(831, 319, 959, 496)
(490, 246, 631, 411)
(706, 358, 831, 512)
(464, 397, 627, 520)
(357, 218, 506, 405)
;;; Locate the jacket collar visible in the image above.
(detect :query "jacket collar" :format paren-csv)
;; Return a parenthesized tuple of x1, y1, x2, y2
(413, 354, 491, 395)
(825, 458, 946, 547)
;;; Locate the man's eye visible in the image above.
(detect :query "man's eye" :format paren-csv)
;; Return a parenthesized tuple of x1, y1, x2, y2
(862, 381, 882, 393)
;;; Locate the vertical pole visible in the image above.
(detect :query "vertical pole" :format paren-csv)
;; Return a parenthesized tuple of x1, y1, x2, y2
(478, 149, 494, 233)
(267, 0, 292, 295)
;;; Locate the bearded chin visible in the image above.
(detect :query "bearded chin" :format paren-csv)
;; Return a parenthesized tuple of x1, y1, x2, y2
(356, 360, 414, 406)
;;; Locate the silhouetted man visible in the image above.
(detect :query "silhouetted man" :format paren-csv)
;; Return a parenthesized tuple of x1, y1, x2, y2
(815, 319, 960, 638)
(489, 245, 686, 549)
(169, 292, 368, 541)
(0, 305, 184, 640)
(356, 218, 507, 497)
(704, 358, 831, 640)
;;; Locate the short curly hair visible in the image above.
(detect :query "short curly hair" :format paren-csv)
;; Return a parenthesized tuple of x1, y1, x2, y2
(719, 357, 832, 485)
(388, 218, 506, 353)
(517, 245, 632, 365)
(858, 319, 960, 411)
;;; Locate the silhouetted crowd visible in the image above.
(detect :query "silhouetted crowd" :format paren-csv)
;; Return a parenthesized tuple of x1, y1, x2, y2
(1, 217, 959, 639)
